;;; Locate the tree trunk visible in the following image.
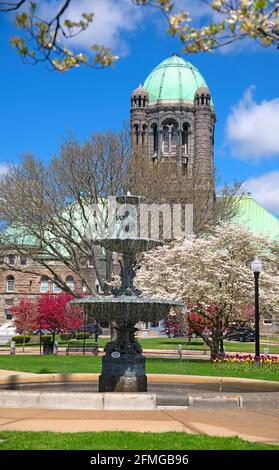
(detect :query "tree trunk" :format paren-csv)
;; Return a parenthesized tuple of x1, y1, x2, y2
(219, 337, 225, 356)
(210, 335, 220, 360)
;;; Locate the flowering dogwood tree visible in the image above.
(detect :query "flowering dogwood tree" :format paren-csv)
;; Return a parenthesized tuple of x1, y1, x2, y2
(1, 1, 278, 72)
(164, 0, 279, 53)
(137, 224, 279, 359)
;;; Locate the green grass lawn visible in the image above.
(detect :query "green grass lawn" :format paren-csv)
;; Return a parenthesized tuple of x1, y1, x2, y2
(9, 336, 279, 354)
(0, 355, 278, 381)
(261, 335, 279, 343)
(138, 338, 279, 354)
(0, 431, 277, 450)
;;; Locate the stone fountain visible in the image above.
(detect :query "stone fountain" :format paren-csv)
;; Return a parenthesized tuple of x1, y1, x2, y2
(70, 195, 183, 392)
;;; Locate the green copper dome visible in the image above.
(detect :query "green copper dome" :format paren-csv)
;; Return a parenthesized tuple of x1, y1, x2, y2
(143, 55, 210, 104)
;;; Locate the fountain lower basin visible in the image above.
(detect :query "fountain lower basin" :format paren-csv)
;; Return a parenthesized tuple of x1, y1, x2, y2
(1, 377, 278, 409)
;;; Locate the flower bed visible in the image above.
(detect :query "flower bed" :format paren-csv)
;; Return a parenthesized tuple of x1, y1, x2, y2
(213, 354, 279, 376)
(214, 354, 278, 364)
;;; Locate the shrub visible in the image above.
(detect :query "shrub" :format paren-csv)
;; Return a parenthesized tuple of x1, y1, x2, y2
(12, 335, 31, 344)
(75, 332, 90, 340)
(60, 333, 74, 342)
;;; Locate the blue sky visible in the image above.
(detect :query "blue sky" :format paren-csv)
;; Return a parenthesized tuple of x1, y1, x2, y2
(0, 0, 278, 214)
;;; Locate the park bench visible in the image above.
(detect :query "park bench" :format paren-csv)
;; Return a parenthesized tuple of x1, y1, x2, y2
(66, 343, 98, 356)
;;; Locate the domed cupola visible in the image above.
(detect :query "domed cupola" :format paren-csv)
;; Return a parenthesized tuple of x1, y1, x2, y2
(143, 54, 213, 106)
(131, 84, 149, 108)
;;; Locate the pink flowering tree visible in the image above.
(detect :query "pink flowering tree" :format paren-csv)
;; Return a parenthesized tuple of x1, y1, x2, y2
(137, 224, 279, 359)
(163, 308, 187, 338)
(12, 298, 38, 351)
(37, 292, 83, 342)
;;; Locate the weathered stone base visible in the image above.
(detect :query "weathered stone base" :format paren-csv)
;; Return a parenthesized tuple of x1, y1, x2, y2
(99, 375, 147, 392)
(99, 353, 147, 392)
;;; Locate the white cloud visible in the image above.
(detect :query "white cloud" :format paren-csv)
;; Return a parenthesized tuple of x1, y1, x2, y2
(39, 0, 143, 56)
(243, 171, 279, 215)
(226, 87, 279, 162)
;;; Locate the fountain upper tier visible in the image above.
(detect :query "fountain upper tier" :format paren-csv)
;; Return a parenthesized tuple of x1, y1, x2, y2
(94, 238, 163, 254)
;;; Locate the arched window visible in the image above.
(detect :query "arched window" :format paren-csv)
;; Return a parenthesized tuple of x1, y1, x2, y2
(8, 254, 15, 265)
(181, 157, 188, 176)
(142, 124, 147, 146)
(40, 276, 49, 293)
(151, 123, 158, 153)
(182, 123, 189, 156)
(6, 275, 15, 292)
(52, 278, 62, 293)
(131, 95, 137, 107)
(20, 256, 27, 266)
(133, 124, 139, 145)
(210, 126, 214, 146)
(66, 275, 75, 291)
(162, 120, 178, 155)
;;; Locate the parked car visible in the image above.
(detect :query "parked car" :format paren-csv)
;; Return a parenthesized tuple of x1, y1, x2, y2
(226, 327, 255, 342)
(32, 329, 52, 335)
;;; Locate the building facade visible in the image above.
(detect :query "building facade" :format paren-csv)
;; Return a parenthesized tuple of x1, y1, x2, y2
(0, 248, 108, 324)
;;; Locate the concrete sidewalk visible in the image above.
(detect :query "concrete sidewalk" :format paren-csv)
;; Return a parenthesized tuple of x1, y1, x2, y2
(0, 407, 278, 446)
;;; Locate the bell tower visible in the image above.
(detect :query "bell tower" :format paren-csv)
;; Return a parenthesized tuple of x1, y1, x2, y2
(130, 55, 216, 209)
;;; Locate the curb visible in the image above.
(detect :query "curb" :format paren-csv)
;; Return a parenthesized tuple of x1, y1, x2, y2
(0, 389, 279, 409)
(0, 391, 157, 410)
(1, 372, 279, 410)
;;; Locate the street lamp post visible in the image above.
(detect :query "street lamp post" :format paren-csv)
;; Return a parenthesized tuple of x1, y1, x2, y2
(251, 258, 262, 363)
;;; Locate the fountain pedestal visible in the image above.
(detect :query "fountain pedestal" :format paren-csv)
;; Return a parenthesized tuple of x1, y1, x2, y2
(99, 320, 147, 392)
(99, 354, 147, 392)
